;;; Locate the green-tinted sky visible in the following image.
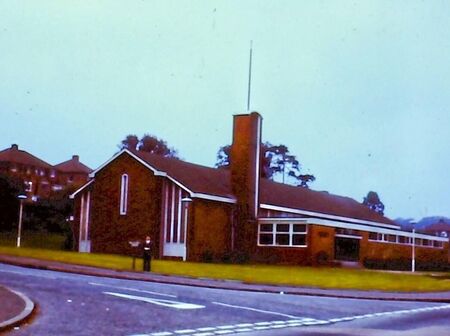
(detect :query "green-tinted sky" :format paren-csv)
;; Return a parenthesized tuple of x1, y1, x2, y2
(1, 1, 449, 220)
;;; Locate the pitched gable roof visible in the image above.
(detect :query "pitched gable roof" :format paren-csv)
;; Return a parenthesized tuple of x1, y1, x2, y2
(88, 149, 396, 227)
(134, 151, 234, 199)
(260, 179, 396, 226)
(0, 144, 52, 169)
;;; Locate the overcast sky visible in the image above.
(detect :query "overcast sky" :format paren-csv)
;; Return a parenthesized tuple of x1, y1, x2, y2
(1, 1, 449, 220)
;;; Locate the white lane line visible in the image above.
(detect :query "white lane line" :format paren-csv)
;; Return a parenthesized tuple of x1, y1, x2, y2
(174, 329, 196, 334)
(327, 304, 450, 325)
(196, 327, 216, 332)
(104, 292, 205, 310)
(130, 304, 450, 336)
(271, 324, 288, 329)
(254, 322, 272, 326)
(89, 282, 176, 298)
(234, 328, 253, 333)
(216, 325, 235, 330)
(151, 332, 173, 336)
(211, 301, 302, 319)
(235, 323, 253, 327)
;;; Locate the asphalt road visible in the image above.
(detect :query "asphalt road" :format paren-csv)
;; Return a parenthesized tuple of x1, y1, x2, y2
(1, 263, 449, 336)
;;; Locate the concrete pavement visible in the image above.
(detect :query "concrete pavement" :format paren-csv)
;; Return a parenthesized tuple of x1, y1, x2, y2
(0, 285, 34, 332)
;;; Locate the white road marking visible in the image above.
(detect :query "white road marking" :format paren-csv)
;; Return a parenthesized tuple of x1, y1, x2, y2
(104, 292, 205, 309)
(211, 301, 301, 319)
(174, 329, 196, 334)
(234, 328, 253, 333)
(216, 325, 234, 329)
(235, 323, 253, 327)
(254, 322, 271, 326)
(89, 282, 177, 298)
(196, 327, 216, 332)
(130, 303, 450, 336)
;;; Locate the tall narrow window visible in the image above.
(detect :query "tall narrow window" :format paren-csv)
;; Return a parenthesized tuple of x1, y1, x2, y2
(120, 174, 129, 215)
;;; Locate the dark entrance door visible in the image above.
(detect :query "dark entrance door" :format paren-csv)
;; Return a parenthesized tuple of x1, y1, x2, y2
(334, 237, 360, 261)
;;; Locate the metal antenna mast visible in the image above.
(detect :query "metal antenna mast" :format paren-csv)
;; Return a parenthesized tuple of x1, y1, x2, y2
(247, 40, 253, 111)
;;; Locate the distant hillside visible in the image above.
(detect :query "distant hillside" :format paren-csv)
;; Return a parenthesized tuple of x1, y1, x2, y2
(394, 216, 450, 231)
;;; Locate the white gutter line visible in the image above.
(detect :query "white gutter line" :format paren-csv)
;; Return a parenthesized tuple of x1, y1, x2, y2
(260, 203, 399, 230)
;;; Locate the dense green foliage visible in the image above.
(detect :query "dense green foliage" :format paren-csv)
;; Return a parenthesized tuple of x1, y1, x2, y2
(119, 134, 178, 158)
(0, 173, 24, 231)
(363, 191, 385, 215)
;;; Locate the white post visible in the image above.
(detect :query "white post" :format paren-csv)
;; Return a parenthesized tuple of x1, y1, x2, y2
(412, 227, 416, 272)
(17, 197, 26, 247)
(181, 197, 192, 261)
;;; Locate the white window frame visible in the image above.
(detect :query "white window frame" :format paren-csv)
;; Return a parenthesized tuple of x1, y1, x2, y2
(119, 174, 129, 215)
(25, 181, 33, 192)
(368, 233, 442, 249)
(258, 222, 308, 247)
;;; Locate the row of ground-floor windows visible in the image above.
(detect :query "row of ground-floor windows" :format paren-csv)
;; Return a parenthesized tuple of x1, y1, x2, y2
(258, 223, 445, 249)
(258, 223, 307, 247)
(368, 232, 444, 248)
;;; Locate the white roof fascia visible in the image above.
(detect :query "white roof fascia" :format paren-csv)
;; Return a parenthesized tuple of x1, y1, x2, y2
(89, 149, 164, 178)
(260, 203, 399, 230)
(258, 217, 448, 242)
(191, 193, 237, 204)
(164, 176, 194, 195)
(69, 179, 95, 199)
(88, 149, 192, 193)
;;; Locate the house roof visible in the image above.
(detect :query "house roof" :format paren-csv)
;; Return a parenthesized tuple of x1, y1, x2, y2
(132, 150, 395, 226)
(0, 144, 53, 169)
(54, 155, 92, 174)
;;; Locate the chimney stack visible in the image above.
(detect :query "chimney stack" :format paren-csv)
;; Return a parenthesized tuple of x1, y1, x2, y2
(11, 144, 18, 150)
(230, 112, 262, 252)
(72, 155, 79, 162)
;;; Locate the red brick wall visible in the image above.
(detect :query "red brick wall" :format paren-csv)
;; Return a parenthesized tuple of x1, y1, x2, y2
(309, 225, 336, 264)
(360, 232, 448, 265)
(187, 200, 233, 262)
(88, 153, 162, 256)
(230, 113, 262, 256)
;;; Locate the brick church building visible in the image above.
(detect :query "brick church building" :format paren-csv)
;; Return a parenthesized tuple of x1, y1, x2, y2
(70, 113, 448, 267)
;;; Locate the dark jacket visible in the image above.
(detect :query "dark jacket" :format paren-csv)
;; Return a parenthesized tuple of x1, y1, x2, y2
(143, 240, 152, 258)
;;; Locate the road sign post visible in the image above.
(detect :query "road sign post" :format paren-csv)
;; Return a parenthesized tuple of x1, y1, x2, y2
(129, 240, 141, 270)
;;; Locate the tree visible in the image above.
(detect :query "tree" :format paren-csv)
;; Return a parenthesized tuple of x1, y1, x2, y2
(118, 134, 178, 158)
(216, 142, 315, 187)
(296, 174, 316, 188)
(0, 173, 24, 231)
(363, 191, 385, 215)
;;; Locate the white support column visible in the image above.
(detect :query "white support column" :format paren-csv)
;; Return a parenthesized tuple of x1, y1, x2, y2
(79, 194, 85, 252)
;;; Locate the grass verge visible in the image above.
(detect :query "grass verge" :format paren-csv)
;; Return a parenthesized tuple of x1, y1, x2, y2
(0, 231, 65, 250)
(0, 245, 449, 292)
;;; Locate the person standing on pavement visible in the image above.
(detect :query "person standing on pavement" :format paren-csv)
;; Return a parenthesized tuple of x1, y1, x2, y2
(143, 235, 152, 272)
